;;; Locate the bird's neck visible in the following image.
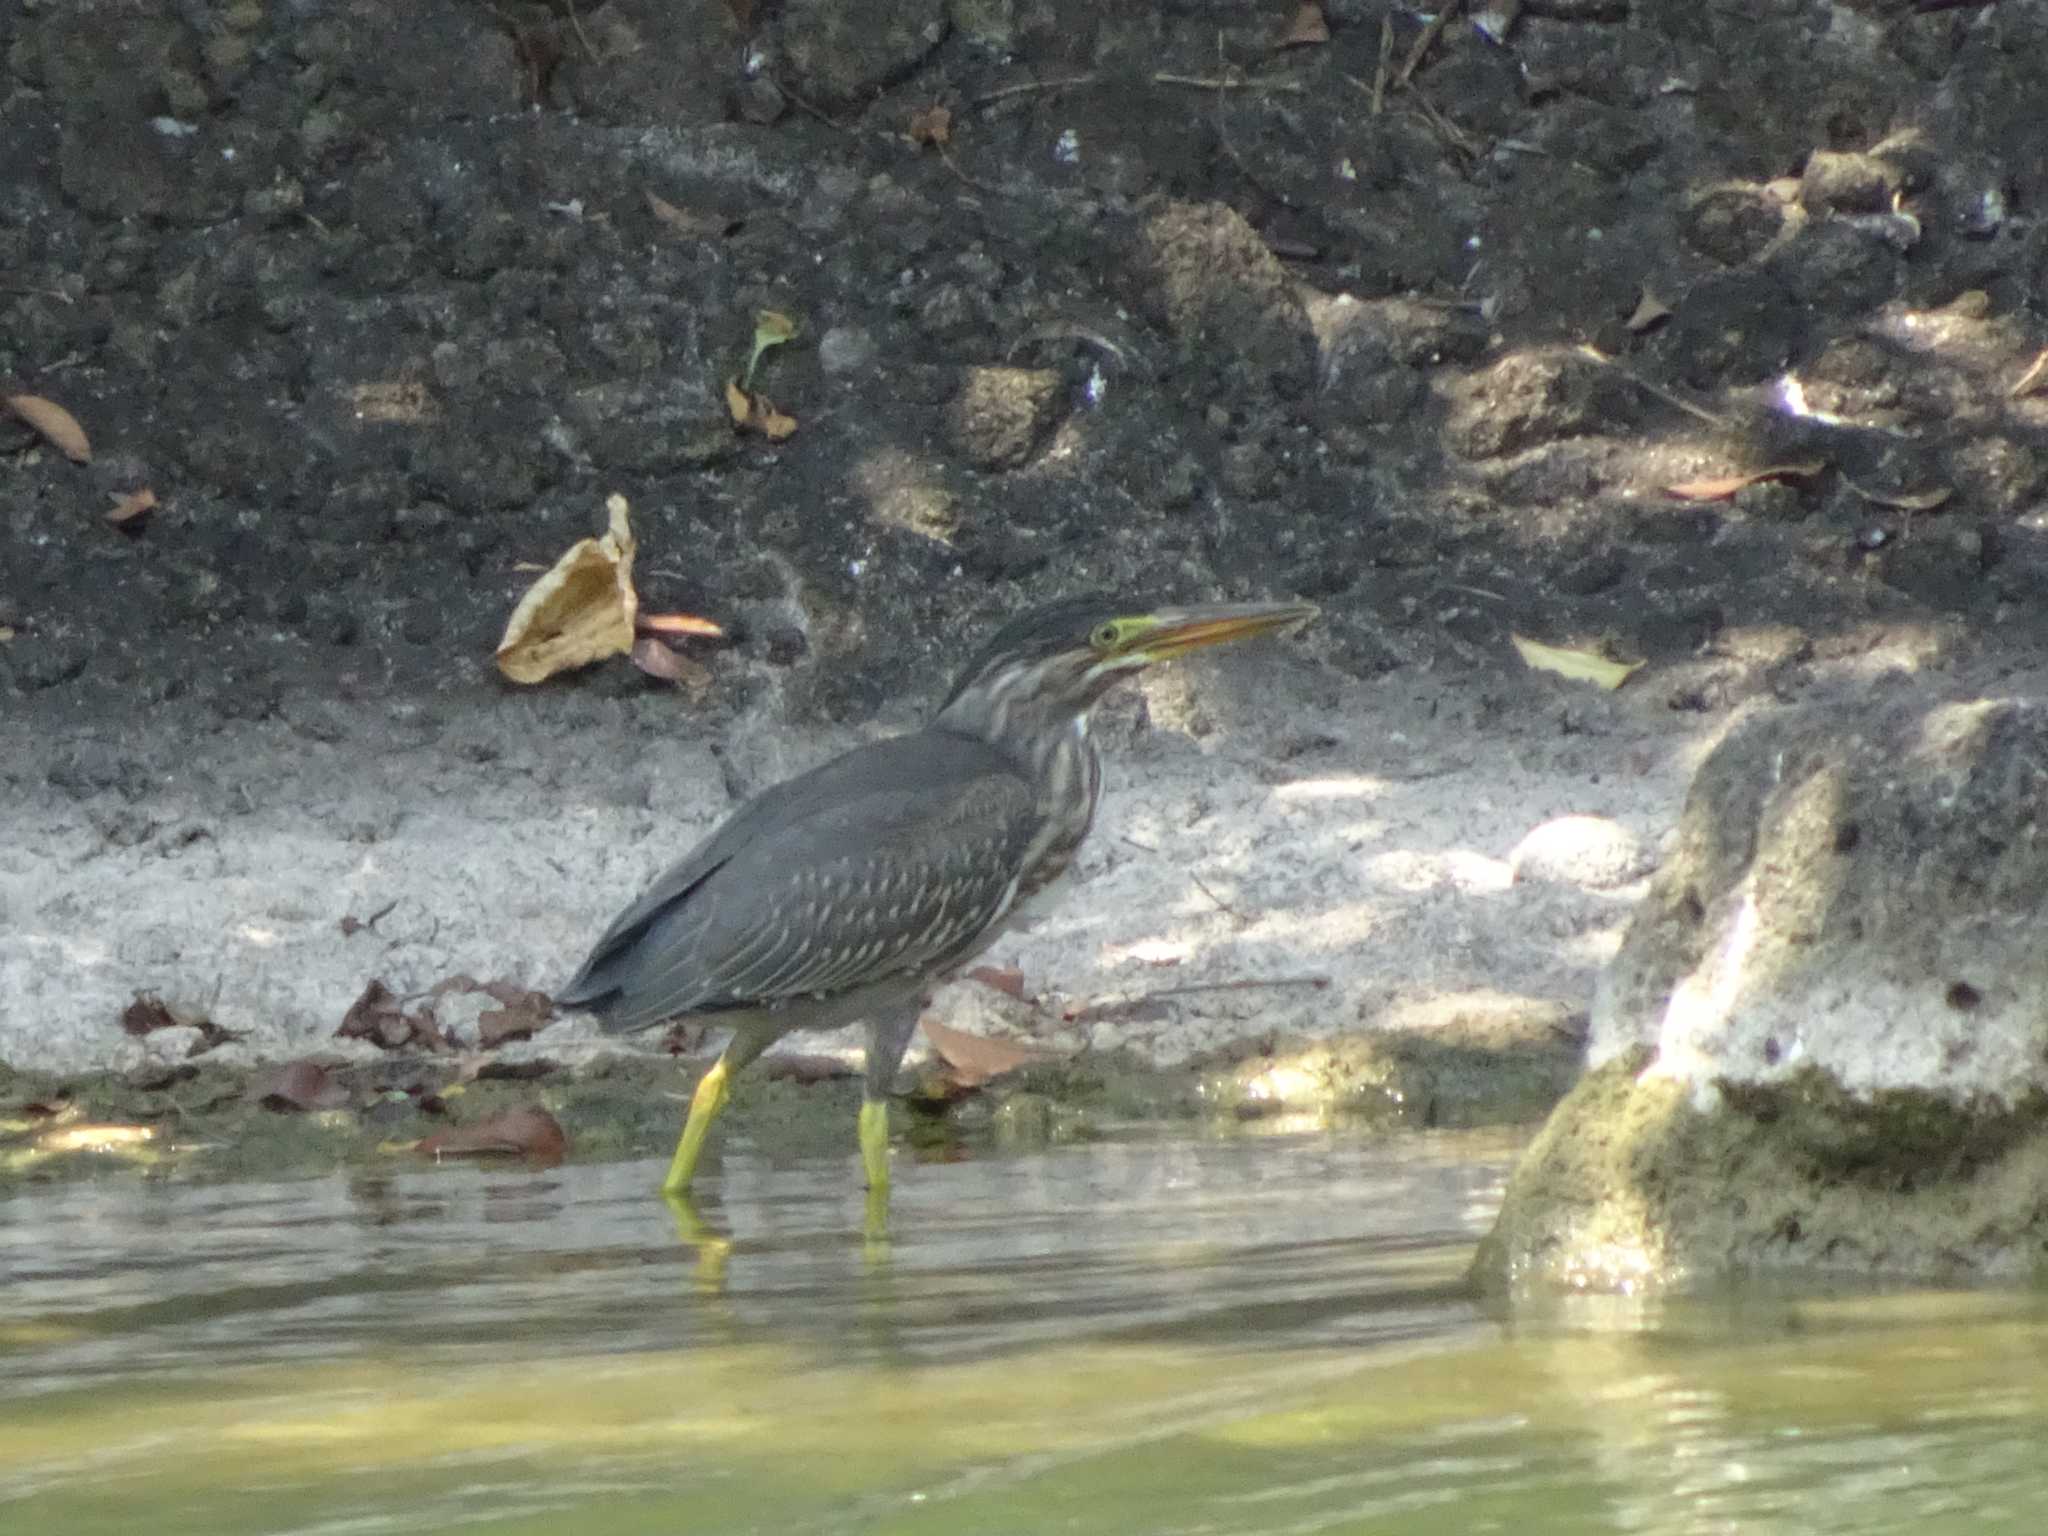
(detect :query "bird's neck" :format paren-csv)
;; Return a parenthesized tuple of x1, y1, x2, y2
(933, 691, 1102, 801)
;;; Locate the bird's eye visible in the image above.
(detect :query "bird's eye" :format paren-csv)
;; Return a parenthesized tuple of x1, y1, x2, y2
(1091, 621, 1121, 650)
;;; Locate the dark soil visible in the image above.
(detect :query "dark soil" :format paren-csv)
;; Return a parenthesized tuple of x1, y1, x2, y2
(7, 1, 2048, 1178)
(6, 0, 2048, 731)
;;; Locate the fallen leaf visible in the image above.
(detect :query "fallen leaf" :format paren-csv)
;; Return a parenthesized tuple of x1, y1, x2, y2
(494, 494, 640, 684)
(632, 635, 714, 688)
(106, 487, 157, 526)
(1511, 634, 1643, 692)
(1625, 288, 1673, 332)
(121, 994, 183, 1036)
(1665, 462, 1826, 501)
(725, 377, 799, 441)
(1277, 1, 1330, 46)
(5, 393, 91, 462)
(744, 308, 797, 387)
(920, 1015, 1058, 1089)
(0, 626, 13, 643)
(908, 103, 953, 147)
(636, 611, 725, 638)
(646, 190, 736, 239)
(1844, 478, 1952, 512)
(477, 1003, 547, 1049)
(255, 1058, 351, 1111)
(966, 965, 1027, 999)
(336, 978, 450, 1052)
(417, 1104, 568, 1163)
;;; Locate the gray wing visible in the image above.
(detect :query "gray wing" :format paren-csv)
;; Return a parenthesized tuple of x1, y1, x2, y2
(558, 730, 1042, 1033)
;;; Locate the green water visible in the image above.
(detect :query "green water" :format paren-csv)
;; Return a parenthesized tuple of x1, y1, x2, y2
(4, 1128, 2046, 1534)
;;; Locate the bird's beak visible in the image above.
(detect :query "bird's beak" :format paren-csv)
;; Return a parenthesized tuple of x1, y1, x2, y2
(1124, 601, 1321, 663)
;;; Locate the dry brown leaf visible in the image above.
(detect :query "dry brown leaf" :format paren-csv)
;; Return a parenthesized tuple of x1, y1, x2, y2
(908, 103, 953, 146)
(336, 978, 451, 1053)
(418, 1104, 568, 1163)
(107, 487, 157, 526)
(965, 965, 1027, 999)
(495, 494, 639, 684)
(255, 1058, 351, 1112)
(629, 635, 710, 685)
(725, 377, 798, 441)
(1844, 478, 1951, 512)
(921, 1015, 1057, 1089)
(646, 190, 734, 239)
(636, 611, 725, 638)
(120, 994, 184, 1036)
(1665, 462, 1826, 501)
(1278, 0, 1330, 46)
(6, 393, 91, 462)
(1625, 289, 1673, 332)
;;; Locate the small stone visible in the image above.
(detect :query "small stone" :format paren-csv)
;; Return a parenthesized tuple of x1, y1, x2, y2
(819, 325, 878, 375)
(946, 367, 1063, 470)
(1511, 815, 1653, 890)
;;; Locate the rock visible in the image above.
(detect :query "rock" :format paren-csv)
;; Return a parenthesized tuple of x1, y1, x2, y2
(1799, 149, 1902, 216)
(946, 367, 1063, 470)
(778, 0, 949, 112)
(1136, 202, 1317, 401)
(1478, 690, 2048, 1290)
(1442, 347, 1628, 459)
(1510, 815, 1652, 890)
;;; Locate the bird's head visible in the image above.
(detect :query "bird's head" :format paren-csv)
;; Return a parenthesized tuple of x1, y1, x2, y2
(934, 595, 1319, 743)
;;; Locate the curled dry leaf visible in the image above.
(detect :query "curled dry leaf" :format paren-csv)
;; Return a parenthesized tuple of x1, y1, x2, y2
(1277, 1, 1330, 46)
(920, 1015, 1058, 1090)
(5, 393, 92, 463)
(725, 377, 799, 441)
(630, 635, 711, 687)
(107, 487, 157, 526)
(908, 103, 953, 147)
(256, 1058, 352, 1112)
(121, 993, 184, 1036)
(1511, 634, 1643, 692)
(495, 494, 639, 683)
(636, 611, 725, 638)
(337, 978, 451, 1052)
(417, 1104, 568, 1163)
(1665, 462, 1825, 501)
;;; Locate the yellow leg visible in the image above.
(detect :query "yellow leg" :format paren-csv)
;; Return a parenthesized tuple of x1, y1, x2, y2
(662, 1058, 732, 1196)
(858, 1098, 892, 1196)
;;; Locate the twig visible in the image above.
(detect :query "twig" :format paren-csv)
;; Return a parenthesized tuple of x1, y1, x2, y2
(1189, 871, 1248, 922)
(1370, 18, 1394, 114)
(1153, 72, 1305, 93)
(1397, 0, 1464, 87)
(1576, 345, 1730, 428)
(970, 74, 1097, 109)
(1072, 974, 1331, 1023)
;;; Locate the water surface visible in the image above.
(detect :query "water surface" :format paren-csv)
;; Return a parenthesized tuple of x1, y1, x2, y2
(4, 1128, 2045, 1534)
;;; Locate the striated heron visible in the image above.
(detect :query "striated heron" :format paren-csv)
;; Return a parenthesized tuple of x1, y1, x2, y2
(558, 596, 1317, 1208)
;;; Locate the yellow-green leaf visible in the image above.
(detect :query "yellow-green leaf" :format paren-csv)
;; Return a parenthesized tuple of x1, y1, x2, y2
(745, 308, 798, 386)
(1511, 634, 1643, 691)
